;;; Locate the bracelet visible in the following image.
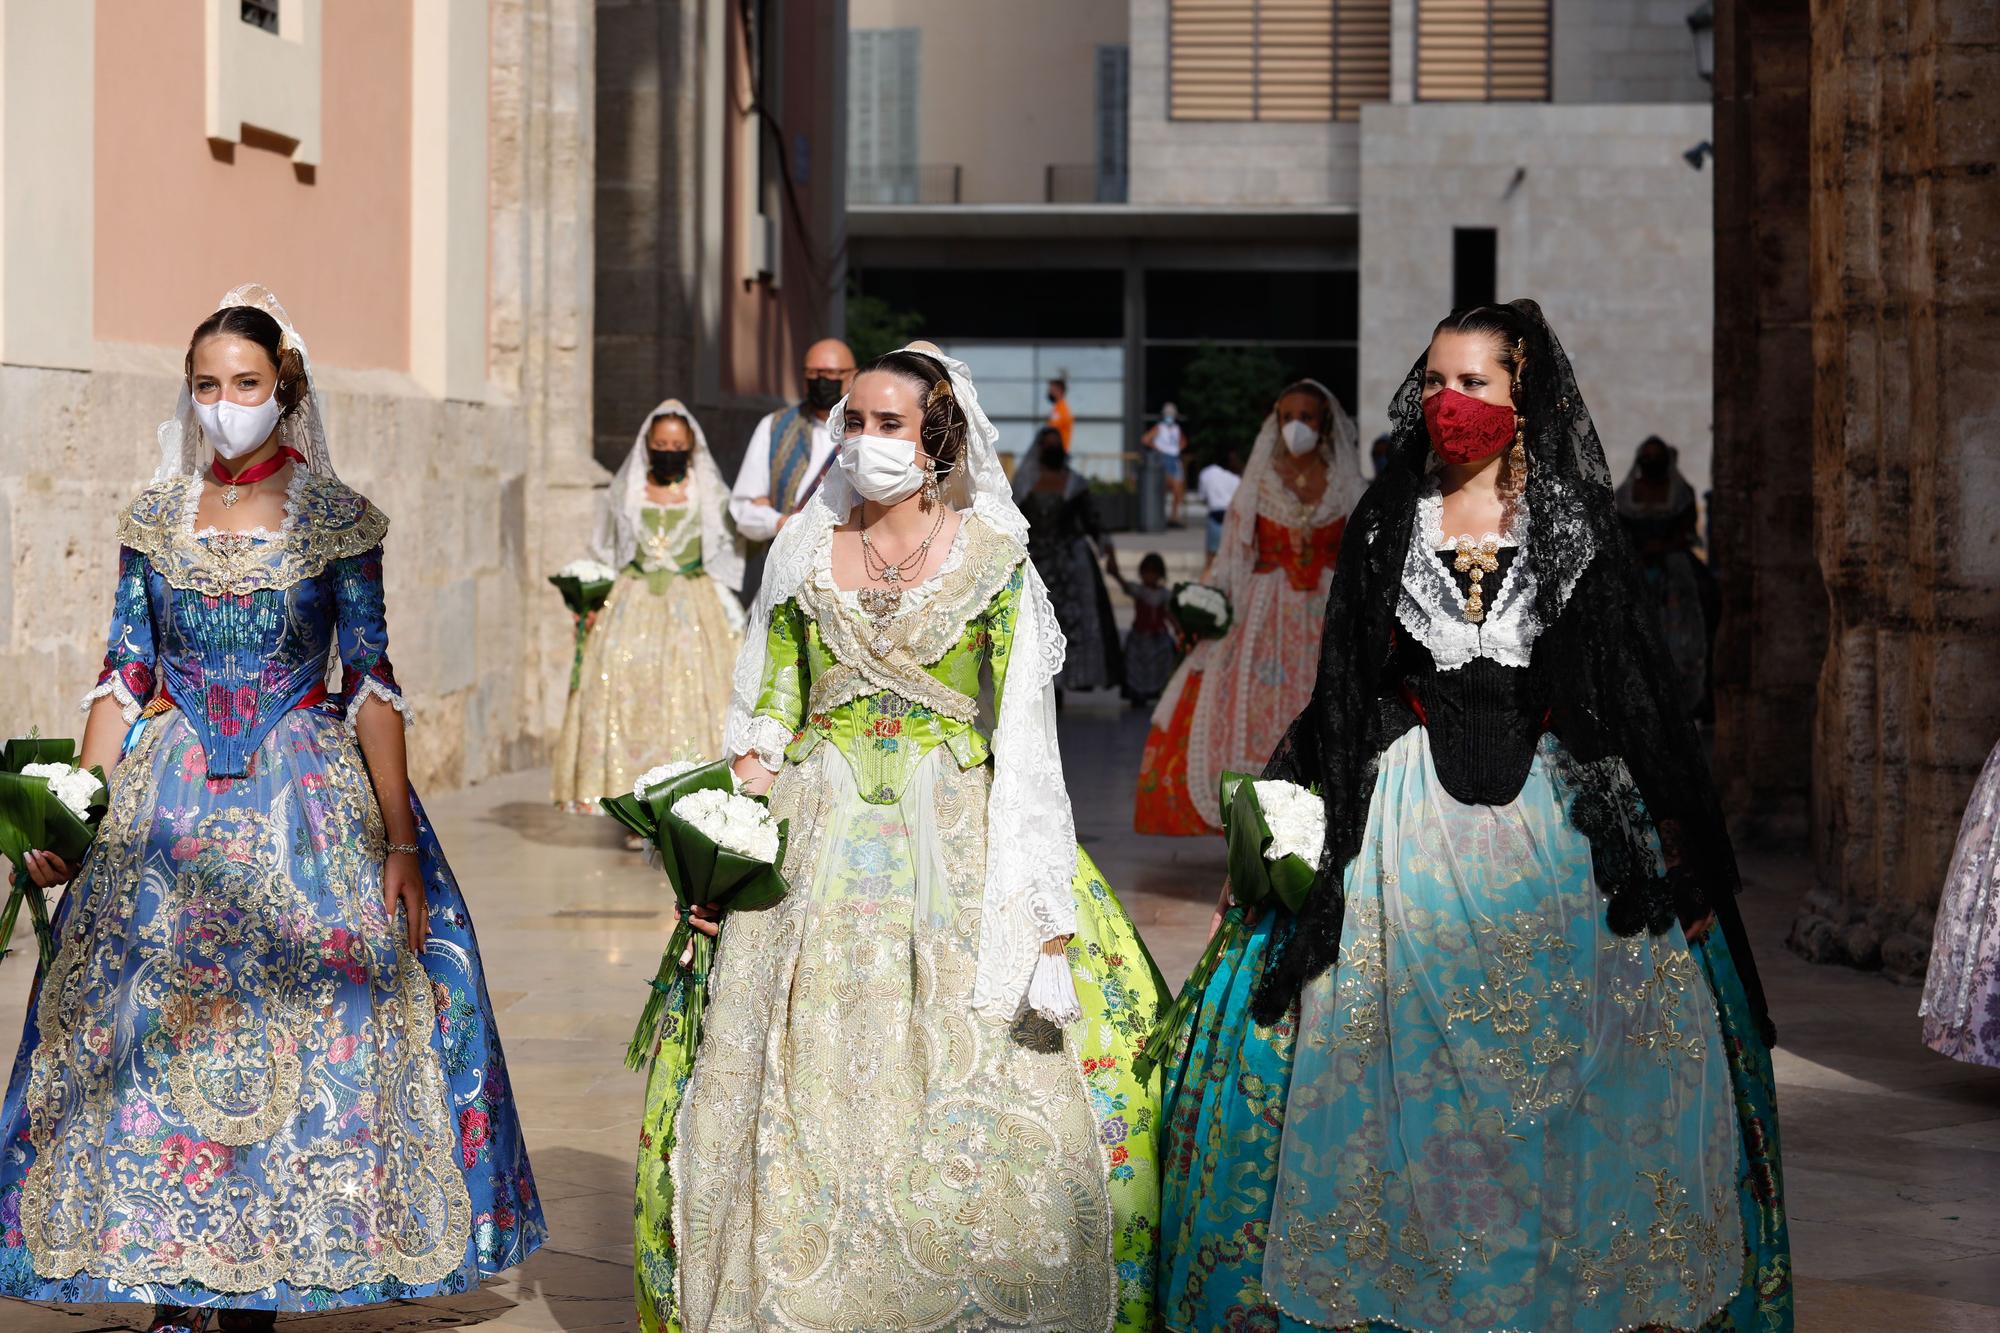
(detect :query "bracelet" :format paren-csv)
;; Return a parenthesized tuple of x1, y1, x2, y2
(385, 841, 421, 857)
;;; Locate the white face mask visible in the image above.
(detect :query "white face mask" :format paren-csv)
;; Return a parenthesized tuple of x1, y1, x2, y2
(838, 433, 926, 505)
(1280, 418, 1320, 456)
(193, 394, 284, 460)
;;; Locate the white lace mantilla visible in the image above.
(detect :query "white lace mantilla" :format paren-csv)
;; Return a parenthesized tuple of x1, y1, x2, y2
(722, 343, 1080, 1026)
(1394, 486, 1539, 671)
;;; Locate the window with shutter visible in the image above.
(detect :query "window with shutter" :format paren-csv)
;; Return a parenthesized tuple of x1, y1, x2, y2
(1168, 0, 1390, 123)
(1416, 0, 1551, 102)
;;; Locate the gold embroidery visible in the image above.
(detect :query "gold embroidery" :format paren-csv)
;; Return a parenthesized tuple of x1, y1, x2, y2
(672, 746, 1112, 1330)
(20, 715, 474, 1293)
(119, 473, 388, 596)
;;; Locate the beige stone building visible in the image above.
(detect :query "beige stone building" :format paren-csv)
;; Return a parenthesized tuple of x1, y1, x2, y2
(0, 0, 841, 793)
(846, 0, 1721, 493)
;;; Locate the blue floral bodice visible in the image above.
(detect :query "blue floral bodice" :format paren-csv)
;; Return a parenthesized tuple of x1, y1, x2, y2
(90, 472, 403, 779)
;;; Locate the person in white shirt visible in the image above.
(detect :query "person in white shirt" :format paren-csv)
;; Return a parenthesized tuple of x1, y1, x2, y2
(1196, 447, 1243, 556)
(1142, 401, 1188, 526)
(728, 338, 857, 545)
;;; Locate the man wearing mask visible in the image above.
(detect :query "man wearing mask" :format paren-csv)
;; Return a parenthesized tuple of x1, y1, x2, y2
(729, 338, 857, 544)
(1045, 374, 1073, 450)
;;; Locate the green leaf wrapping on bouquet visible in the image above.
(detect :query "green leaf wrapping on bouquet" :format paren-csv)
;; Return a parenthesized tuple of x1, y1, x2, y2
(1134, 905, 1246, 1081)
(1133, 773, 1322, 1080)
(548, 573, 617, 619)
(0, 738, 77, 772)
(600, 759, 791, 1072)
(0, 739, 104, 973)
(1219, 771, 1316, 915)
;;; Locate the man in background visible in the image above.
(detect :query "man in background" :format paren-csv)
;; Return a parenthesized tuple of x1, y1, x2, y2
(730, 338, 857, 546)
(1196, 446, 1242, 558)
(1045, 374, 1073, 450)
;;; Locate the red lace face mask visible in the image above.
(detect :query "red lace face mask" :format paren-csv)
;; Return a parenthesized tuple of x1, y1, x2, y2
(1423, 388, 1517, 466)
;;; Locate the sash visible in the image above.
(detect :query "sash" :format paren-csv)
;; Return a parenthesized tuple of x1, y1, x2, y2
(767, 405, 816, 515)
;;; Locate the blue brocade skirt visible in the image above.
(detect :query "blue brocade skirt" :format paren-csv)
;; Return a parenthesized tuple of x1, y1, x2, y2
(0, 706, 543, 1312)
(1158, 730, 1791, 1333)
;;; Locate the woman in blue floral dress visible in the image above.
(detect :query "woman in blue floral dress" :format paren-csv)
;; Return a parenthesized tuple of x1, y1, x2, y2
(0, 288, 542, 1331)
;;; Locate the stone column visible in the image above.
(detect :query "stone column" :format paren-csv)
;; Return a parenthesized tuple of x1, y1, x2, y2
(1809, 0, 2000, 915)
(1709, 0, 1821, 845)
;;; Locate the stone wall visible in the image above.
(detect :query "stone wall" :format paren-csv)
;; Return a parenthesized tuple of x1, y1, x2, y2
(0, 0, 599, 798)
(1708, 0, 1819, 844)
(1357, 102, 1715, 485)
(1808, 0, 2000, 908)
(1550, 0, 1714, 105)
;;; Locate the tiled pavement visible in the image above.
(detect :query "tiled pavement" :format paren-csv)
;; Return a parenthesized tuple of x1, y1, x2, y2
(5, 691, 1997, 1331)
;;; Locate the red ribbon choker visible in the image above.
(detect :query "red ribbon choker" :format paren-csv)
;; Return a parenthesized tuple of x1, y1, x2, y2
(210, 446, 306, 488)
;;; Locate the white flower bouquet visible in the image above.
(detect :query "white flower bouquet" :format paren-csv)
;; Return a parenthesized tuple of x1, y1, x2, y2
(0, 736, 110, 970)
(1170, 581, 1233, 640)
(1136, 772, 1324, 1078)
(550, 559, 623, 690)
(601, 758, 789, 1070)
(550, 558, 620, 615)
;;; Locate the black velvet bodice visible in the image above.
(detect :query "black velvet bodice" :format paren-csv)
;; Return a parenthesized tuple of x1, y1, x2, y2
(1389, 548, 1541, 806)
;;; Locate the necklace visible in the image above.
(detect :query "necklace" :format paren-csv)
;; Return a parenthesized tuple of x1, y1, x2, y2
(211, 446, 303, 508)
(857, 506, 947, 622)
(1451, 535, 1502, 624)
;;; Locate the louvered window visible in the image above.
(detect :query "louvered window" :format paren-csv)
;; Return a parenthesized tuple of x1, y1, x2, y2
(1416, 0, 1551, 102)
(1168, 0, 1390, 123)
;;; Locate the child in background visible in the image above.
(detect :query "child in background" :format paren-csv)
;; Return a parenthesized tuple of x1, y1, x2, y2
(1107, 549, 1182, 708)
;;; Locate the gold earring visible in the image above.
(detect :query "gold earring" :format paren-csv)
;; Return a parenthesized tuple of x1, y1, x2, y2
(921, 458, 942, 508)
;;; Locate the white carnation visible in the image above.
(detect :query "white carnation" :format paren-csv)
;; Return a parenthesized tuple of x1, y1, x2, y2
(23, 762, 103, 821)
(634, 758, 714, 802)
(1254, 779, 1324, 866)
(670, 787, 781, 864)
(556, 558, 620, 582)
(1176, 584, 1229, 619)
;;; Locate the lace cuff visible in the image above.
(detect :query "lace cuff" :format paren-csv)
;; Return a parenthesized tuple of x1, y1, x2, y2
(346, 677, 411, 728)
(735, 714, 792, 772)
(79, 675, 142, 725)
(1028, 950, 1083, 1026)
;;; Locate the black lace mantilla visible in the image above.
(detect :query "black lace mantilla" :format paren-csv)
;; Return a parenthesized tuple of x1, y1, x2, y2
(1250, 299, 1772, 1045)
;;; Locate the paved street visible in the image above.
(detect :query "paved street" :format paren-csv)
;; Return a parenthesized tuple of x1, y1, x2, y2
(4, 693, 1999, 1331)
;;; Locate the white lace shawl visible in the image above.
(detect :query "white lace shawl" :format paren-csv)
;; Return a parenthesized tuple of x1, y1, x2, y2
(589, 399, 746, 628)
(1205, 379, 1364, 604)
(154, 283, 335, 481)
(723, 345, 1080, 1026)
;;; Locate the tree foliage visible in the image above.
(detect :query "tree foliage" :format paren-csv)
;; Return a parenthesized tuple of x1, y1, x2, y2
(1178, 343, 1289, 468)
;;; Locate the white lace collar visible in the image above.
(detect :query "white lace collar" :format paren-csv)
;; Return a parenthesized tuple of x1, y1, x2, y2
(1394, 485, 1539, 671)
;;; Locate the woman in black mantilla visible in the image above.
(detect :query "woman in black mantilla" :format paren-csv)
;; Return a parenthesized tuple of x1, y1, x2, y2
(1155, 301, 1790, 1333)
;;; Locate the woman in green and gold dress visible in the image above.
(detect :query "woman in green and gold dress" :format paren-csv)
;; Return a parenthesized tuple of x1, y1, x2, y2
(631, 346, 1166, 1332)
(551, 400, 744, 811)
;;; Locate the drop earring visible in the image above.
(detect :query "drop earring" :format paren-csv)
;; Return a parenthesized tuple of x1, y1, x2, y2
(921, 457, 942, 508)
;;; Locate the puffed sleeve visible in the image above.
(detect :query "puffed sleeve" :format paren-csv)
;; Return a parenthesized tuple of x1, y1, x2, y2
(331, 543, 409, 727)
(79, 546, 159, 723)
(742, 599, 809, 770)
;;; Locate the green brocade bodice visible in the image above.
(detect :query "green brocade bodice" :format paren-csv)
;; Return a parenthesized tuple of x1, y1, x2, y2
(751, 517, 1026, 804)
(629, 503, 704, 593)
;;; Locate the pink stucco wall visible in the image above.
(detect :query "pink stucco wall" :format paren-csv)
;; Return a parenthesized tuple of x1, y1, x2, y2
(93, 1, 413, 371)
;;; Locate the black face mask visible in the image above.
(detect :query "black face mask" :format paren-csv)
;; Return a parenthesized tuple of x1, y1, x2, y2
(1637, 455, 1670, 482)
(1038, 443, 1068, 470)
(1047, 390, 1060, 404)
(648, 449, 691, 485)
(805, 376, 845, 411)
